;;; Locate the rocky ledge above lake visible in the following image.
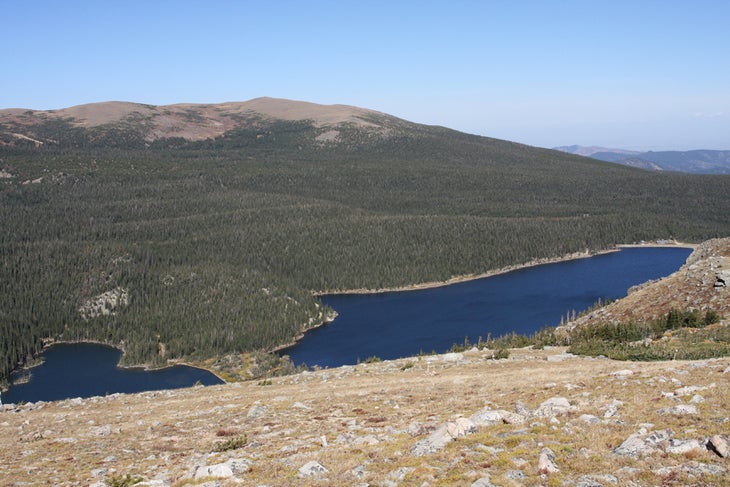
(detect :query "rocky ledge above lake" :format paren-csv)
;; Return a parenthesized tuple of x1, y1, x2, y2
(561, 237, 730, 332)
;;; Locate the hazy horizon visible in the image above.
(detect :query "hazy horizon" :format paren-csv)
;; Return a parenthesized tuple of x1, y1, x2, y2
(3, 1, 728, 151)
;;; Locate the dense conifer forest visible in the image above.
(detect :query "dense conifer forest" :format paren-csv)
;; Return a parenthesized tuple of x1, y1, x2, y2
(2, 115, 730, 384)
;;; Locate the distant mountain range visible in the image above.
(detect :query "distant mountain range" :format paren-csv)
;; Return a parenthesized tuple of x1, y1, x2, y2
(554, 145, 730, 174)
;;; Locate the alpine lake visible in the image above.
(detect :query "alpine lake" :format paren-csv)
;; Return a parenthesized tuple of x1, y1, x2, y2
(4, 246, 692, 404)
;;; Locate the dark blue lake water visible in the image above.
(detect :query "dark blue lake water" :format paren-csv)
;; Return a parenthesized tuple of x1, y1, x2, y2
(3, 342, 223, 404)
(283, 247, 692, 368)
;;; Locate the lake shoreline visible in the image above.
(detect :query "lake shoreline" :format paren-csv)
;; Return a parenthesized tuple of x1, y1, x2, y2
(2, 340, 227, 394)
(3, 241, 696, 392)
(314, 241, 696, 296)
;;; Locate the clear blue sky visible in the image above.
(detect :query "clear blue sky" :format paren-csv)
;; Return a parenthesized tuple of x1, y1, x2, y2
(2, 0, 729, 150)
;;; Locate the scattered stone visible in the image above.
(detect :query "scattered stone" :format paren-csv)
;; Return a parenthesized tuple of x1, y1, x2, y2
(194, 463, 233, 479)
(226, 458, 252, 474)
(350, 464, 367, 479)
(412, 418, 476, 456)
(247, 404, 268, 419)
(90, 425, 112, 436)
(441, 352, 464, 363)
(611, 369, 634, 377)
(470, 408, 525, 426)
(613, 428, 672, 458)
(505, 469, 525, 480)
(388, 466, 415, 481)
(690, 394, 704, 403)
(546, 352, 576, 362)
(538, 447, 559, 474)
(533, 397, 573, 417)
(578, 414, 600, 424)
(658, 404, 698, 416)
(471, 474, 494, 487)
(298, 461, 329, 477)
(707, 434, 730, 458)
(666, 438, 703, 455)
(654, 462, 727, 477)
(574, 479, 604, 487)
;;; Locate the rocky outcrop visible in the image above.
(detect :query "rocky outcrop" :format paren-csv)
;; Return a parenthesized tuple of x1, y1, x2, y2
(78, 287, 129, 320)
(561, 238, 730, 332)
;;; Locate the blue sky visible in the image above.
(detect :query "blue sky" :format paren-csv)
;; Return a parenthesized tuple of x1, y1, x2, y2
(2, 1, 729, 150)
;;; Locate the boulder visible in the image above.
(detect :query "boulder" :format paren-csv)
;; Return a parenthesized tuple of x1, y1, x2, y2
(708, 434, 730, 458)
(298, 461, 329, 477)
(538, 447, 559, 474)
(613, 428, 673, 458)
(533, 397, 573, 417)
(247, 404, 268, 419)
(470, 408, 525, 426)
(412, 418, 476, 456)
(471, 474, 494, 487)
(194, 463, 233, 479)
(657, 404, 698, 416)
(666, 438, 703, 455)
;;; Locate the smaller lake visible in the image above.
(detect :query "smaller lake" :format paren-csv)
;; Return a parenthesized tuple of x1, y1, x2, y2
(283, 247, 693, 368)
(3, 343, 223, 404)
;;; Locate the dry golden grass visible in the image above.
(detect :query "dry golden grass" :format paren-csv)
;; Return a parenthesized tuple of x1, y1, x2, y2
(1, 347, 728, 486)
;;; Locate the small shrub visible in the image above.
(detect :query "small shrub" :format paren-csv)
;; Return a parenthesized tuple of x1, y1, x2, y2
(213, 434, 248, 452)
(489, 349, 510, 360)
(400, 361, 415, 371)
(364, 356, 382, 363)
(109, 474, 144, 487)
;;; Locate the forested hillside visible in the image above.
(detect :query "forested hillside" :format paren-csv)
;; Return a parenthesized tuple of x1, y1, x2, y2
(2, 100, 730, 384)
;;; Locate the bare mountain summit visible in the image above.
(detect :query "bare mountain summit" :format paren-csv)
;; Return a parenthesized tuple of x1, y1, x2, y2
(0, 97, 401, 145)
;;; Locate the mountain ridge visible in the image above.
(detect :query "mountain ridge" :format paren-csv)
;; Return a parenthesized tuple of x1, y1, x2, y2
(0, 97, 407, 145)
(555, 145, 730, 174)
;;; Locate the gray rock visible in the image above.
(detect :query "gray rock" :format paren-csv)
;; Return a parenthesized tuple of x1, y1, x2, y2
(666, 439, 702, 455)
(613, 428, 672, 458)
(226, 458, 252, 474)
(247, 404, 268, 419)
(194, 463, 234, 479)
(470, 408, 525, 426)
(298, 461, 329, 477)
(658, 404, 698, 415)
(611, 369, 634, 377)
(90, 425, 112, 436)
(471, 475, 493, 487)
(412, 418, 476, 456)
(574, 479, 603, 487)
(505, 469, 525, 480)
(578, 414, 600, 424)
(350, 464, 367, 479)
(654, 462, 727, 477)
(533, 397, 572, 417)
(538, 447, 559, 474)
(388, 467, 415, 481)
